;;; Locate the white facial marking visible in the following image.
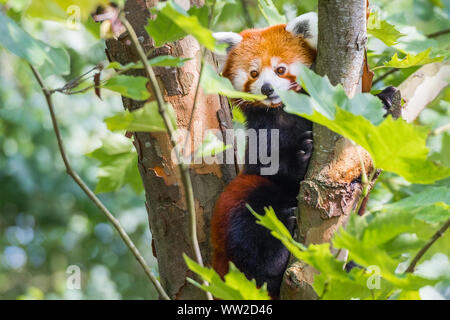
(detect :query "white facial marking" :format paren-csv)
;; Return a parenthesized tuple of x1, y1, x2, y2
(232, 68, 248, 91)
(249, 58, 261, 72)
(271, 57, 280, 68)
(288, 62, 303, 78)
(250, 67, 291, 105)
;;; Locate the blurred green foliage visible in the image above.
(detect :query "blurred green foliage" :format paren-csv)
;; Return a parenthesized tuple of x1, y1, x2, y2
(0, 4, 157, 299)
(0, 0, 449, 300)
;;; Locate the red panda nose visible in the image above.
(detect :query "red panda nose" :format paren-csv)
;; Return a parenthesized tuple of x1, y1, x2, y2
(261, 83, 274, 97)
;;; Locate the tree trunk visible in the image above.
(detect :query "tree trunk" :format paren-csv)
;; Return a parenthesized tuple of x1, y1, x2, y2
(281, 0, 368, 300)
(105, 0, 236, 299)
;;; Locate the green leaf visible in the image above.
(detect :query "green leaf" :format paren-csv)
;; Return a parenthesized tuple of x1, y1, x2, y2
(381, 233, 425, 259)
(367, 12, 405, 46)
(381, 186, 450, 211)
(26, 0, 109, 22)
(147, 1, 218, 51)
(86, 133, 143, 194)
(281, 65, 450, 184)
(413, 203, 450, 224)
(429, 132, 450, 168)
(333, 227, 438, 291)
(280, 66, 385, 124)
(145, 12, 186, 47)
(105, 101, 177, 133)
(107, 56, 190, 70)
(251, 205, 442, 299)
(0, 11, 70, 77)
(102, 75, 150, 101)
(247, 205, 306, 257)
(148, 55, 191, 67)
(184, 254, 270, 300)
(380, 49, 444, 69)
(249, 206, 376, 299)
(107, 61, 139, 70)
(195, 132, 231, 158)
(232, 106, 247, 124)
(201, 64, 266, 101)
(258, 0, 286, 26)
(358, 209, 434, 248)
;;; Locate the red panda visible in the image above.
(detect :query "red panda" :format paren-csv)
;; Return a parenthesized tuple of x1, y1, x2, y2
(210, 12, 397, 299)
(210, 13, 318, 299)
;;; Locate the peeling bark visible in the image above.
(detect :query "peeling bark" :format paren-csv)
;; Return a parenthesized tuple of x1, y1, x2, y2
(105, 0, 236, 299)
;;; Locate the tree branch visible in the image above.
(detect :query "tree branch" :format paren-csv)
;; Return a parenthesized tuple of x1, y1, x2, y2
(427, 28, 450, 38)
(281, 0, 369, 300)
(282, 52, 449, 300)
(120, 15, 213, 300)
(29, 64, 170, 300)
(405, 218, 450, 273)
(373, 68, 399, 85)
(399, 62, 450, 122)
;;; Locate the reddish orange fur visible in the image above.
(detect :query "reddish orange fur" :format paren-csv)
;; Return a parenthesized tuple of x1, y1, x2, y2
(211, 174, 271, 277)
(222, 24, 316, 96)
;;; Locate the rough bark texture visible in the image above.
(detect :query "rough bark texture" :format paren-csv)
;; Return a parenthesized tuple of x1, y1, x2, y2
(281, 0, 368, 300)
(105, 0, 236, 299)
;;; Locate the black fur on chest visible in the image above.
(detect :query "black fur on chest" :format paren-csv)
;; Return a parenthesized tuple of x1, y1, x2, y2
(240, 103, 313, 194)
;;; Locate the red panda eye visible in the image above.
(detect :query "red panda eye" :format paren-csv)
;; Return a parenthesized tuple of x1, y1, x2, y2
(276, 66, 286, 75)
(250, 70, 259, 78)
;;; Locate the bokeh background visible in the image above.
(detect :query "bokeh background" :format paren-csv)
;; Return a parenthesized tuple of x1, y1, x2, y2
(0, 0, 449, 299)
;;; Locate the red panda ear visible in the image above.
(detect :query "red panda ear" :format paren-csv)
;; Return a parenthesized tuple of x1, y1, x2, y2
(213, 32, 243, 53)
(286, 12, 318, 50)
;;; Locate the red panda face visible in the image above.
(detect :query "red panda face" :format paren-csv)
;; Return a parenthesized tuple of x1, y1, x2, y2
(214, 13, 318, 107)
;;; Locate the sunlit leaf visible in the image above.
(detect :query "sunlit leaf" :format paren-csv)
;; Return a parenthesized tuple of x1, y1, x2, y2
(232, 106, 247, 124)
(258, 0, 286, 25)
(102, 75, 150, 101)
(201, 64, 266, 101)
(367, 12, 405, 46)
(87, 133, 143, 194)
(148, 55, 191, 67)
(333, 226, 438, 291)
(380, 49, 444, 69)
(105, 101, 177, 133)
(26, 0, 109, 22)
(147, 1, 219, 52)
(184, 254, 270, 300)
(280, 65, 450, 184)
(107, 56, 190, 71)
(195, 132, 231, 158)
(249, 206, 375, 299)
(145, 13, 186, 47)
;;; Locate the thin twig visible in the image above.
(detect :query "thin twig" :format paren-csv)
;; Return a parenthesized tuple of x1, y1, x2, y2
(354, 145, 377, 214)
(120, 15, 213, 300)
(405, 218, 450, 273)
(373, 68, 399, 85)
(183, 48, 206, 159)
(431, 123, 450, 136)
(50, 65, 102, 94)
(29, 64, 170, 300)
(427, 28, 450, 38)
(183, 0, 217, 159)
